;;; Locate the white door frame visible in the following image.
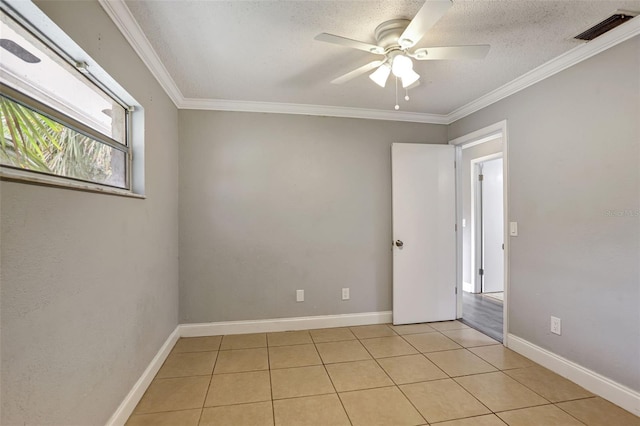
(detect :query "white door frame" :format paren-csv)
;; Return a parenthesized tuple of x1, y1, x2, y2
(449, 120, 509, 347)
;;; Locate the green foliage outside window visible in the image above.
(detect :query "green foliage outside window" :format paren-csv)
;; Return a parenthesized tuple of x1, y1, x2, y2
(0, 95, 116, 184)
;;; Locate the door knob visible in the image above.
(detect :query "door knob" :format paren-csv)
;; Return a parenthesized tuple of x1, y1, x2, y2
(395, 240, 404, 248)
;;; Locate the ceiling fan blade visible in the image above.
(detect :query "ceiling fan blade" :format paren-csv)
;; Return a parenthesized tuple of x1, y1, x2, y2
(315, 33, 384, 54)
(412, 45, 491, 60)
(399, 0, 453, 48)
(331, 60, 385, 84)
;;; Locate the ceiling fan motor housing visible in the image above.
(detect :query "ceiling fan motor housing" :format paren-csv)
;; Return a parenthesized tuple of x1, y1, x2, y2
(374, 19, 411, 52)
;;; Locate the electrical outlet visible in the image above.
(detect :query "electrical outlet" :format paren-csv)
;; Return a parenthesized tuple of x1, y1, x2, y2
(296, 289, 304, 302)
(550, 316, 561, 335)
(342, 288, 350, 300)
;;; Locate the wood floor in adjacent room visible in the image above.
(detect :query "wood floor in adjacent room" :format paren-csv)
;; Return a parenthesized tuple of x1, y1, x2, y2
(461, 291, 504, 343)
(126, 322, 640, 426)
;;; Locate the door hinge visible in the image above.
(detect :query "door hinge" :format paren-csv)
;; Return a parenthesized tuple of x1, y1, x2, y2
(479, 268, 484, 276)
(478, 174, 484, 181)
(455, 223, 457, 232)
(455, 287, 458, 294)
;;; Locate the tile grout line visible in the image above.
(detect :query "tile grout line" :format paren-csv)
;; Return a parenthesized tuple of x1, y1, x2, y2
(266, 335, 276, 426)
(399, 325, 496, 422)
(189, 335, 273, 423)
(465, 347, 514, 372)
(451, 370, 551, 418)
(497, 369, 563, 406)
(446, 374, 496, 419)
(428, 413, 509, 425)
(494, 400, 591, 424)
(425, 347, 499, 377)
(299, 323, 517, 424)
(409, 327, 498, 420)
(203, 399, 282, 408)
(499, 366, 597, 407)
(355, 324, 429, 425)
(195, 369, 213, 424)
(312, 336, 354, 426)
(552, 398, 596, 425)
(197, 337, 221, 425)
(393, 325, 499, 425)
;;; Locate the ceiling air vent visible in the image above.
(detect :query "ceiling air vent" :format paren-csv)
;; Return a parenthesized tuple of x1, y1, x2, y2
(574, 12, 637, 41)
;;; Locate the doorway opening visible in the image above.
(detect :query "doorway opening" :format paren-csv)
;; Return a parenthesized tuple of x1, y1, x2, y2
(450, 121, 508, 345)
(465, 154, 504, 341)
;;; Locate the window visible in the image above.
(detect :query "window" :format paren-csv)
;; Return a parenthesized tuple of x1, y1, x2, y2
(0, 6, 133, 191)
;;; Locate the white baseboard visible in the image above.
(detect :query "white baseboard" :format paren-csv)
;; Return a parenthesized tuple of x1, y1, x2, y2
(508, 334, 640, 416)
(105, 327, 180, 426)
(179, 311, 393, 337)
(463, 282, 473, 293)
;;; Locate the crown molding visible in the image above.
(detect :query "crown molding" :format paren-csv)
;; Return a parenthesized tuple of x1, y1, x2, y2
(98, 0, 183, 106)
(100, 0, 640, 125)
(180, 97, 449, 124)
(446, 15, 640, 123)
(98, 0, 446, 123)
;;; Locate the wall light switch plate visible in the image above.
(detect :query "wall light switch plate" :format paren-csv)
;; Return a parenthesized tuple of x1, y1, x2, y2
(550, 316, 561, 335)
(509, 221, 518, 236)
(296, 290, 304, 302)
(342, 288, 350, 300)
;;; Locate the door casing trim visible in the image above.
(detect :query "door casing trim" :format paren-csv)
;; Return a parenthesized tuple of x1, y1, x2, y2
(449, 120, 509, 346)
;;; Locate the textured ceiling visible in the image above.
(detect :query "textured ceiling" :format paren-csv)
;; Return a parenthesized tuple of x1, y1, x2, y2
(124, 0, 640, 115)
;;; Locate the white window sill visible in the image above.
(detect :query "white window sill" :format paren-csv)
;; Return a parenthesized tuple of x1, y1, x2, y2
(0, 167, 145, 199)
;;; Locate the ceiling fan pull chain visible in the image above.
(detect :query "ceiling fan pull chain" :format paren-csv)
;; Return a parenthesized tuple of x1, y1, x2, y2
(395, 77, 400, 110)
(405, 88, 410, 102)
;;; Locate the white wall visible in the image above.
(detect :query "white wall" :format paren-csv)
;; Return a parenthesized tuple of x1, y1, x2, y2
(449, 35, 640, 392)
(461, 138, 503, 289)
(178, 111, 447, 323)
(0, 1, 179, 424)
(480, 157, 504, 293)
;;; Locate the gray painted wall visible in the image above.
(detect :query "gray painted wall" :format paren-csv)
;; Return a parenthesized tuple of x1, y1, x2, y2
(449, 36, 640, 391)
(0, 1, 179, 425)
(178, 111, 447, 323)
(2, 2, 638, 424)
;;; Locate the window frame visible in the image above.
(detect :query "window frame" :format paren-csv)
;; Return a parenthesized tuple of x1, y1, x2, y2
(0, 2, 143, 197)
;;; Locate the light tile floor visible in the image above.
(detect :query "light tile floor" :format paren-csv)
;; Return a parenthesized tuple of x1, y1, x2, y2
(126, 321, 640, 426)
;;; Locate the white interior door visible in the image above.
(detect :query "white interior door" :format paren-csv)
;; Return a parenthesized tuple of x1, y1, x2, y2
(392, 143, 456, 325)
(481, 157, 504, 293)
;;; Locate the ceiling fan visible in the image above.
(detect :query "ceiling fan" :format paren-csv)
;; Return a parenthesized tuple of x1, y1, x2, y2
(314, 0, 490, 107)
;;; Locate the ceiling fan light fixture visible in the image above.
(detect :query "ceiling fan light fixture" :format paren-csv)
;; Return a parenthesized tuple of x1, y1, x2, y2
(391, 54, 413, 77)
(369, 63, 391, 87)
(401, 69, 420, 88)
